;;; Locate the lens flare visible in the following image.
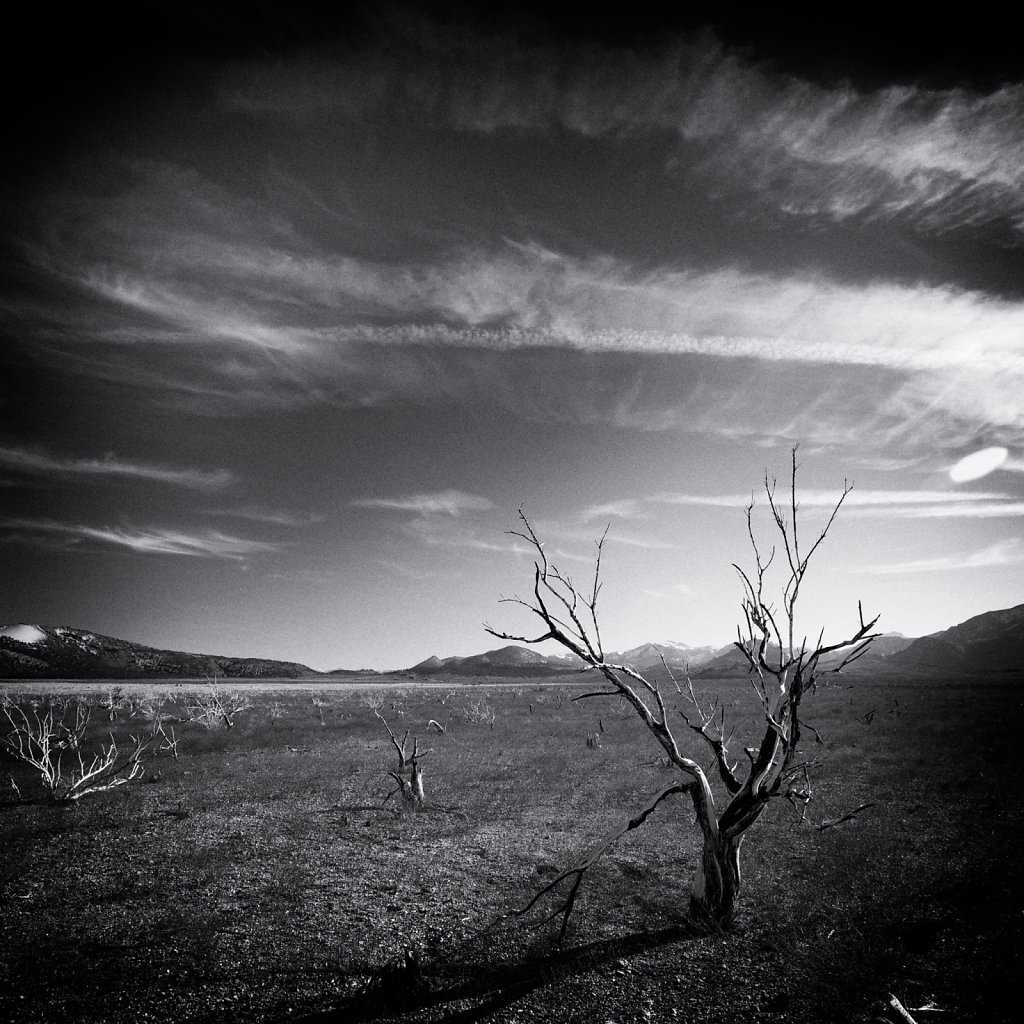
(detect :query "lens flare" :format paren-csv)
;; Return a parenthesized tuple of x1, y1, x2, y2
(949, 447, 1009, 482)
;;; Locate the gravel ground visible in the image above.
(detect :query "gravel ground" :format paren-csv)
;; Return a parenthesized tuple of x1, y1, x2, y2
(2, 678, 1022, 1023)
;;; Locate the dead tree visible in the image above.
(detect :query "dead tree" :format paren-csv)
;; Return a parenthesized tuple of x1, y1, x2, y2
(375, 709, 426, 806)
(487, 449, 879, 932)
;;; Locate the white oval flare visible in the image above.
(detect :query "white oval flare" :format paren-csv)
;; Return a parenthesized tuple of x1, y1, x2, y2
(949, 447, 1009, 482)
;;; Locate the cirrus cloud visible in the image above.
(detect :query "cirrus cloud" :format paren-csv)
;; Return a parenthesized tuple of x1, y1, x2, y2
(0, 518, 280, 560)
(224, 27, 1024, 239)
(0, 444, 234, 491)
(350, 489, 494, 517)
(848, 537, 1024, 575)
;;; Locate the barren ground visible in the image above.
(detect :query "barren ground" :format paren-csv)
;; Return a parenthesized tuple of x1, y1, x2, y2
(1, 672, 1021, 1023)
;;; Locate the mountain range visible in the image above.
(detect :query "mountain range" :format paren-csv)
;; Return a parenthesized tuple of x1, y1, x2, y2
(410, 604, 1024, 679)
(409, 639, 724, 677)
(0, 624, 321, 680)
(889, 604, 1024, 675)
(1, 604, 1022, 680)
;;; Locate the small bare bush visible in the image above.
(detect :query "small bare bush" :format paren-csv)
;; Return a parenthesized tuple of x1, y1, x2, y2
(0, 697, 151, 803)
(185, 682, 252, 730)
(136, 693, 174, 737)
(454, 697, 497, 728)
(311, 695, 330, 725)
(98, 686, 130, 722)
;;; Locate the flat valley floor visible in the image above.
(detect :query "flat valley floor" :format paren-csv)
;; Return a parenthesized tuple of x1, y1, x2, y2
(1, 673, 1021, 1023)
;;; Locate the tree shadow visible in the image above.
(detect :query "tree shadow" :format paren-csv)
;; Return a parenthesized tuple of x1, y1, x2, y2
(289, 921, 702, 1024)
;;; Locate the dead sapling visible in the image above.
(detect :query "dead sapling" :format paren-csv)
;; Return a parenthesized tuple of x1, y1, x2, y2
(486, 447, 880, 936)
(312, 695, 330, 726)
(375, 708, 428, 807)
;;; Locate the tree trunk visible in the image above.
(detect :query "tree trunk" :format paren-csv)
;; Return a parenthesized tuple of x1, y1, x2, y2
(690, 833, 742, 927)
(388, 764, 425, 805)
(409, 762, 424, 803)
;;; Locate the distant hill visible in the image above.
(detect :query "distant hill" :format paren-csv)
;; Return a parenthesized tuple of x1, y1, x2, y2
(694, 642, 777, 678)
(410, 644, 576, 678)
(607, 641, 725, 672)
(409, 640, 731, 678)
(891, 604, 1024, 674)
(843, 633, 914, 661)
(693, 633, 913, 677)
(0, 624, 319, 680)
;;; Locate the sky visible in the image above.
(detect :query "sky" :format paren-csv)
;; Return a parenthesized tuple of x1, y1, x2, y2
(2, 2, 1023, 670)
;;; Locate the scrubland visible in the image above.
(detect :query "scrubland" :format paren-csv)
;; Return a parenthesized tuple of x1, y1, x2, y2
(1, 672, 1021, 1023)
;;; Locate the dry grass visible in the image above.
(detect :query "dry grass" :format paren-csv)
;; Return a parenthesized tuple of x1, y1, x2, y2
(1, 672, 1021, 1023)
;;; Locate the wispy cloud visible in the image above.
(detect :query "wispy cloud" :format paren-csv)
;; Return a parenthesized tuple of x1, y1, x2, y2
(842, 455, 931, 472)
(203, 506, 323, 527)
(26, 215, 1024, 460)
(421, 534, 518, 554)
(581, 499, 649, 522)
(543, 522, 678, 553)
(12, 28, 1024, 462)
(550, 548, 599, 566)
(642, 582, 696, 601)
(602, 532, 678, 551)
(848, 501, 1024, 519)
(224, 28, 1024, 238)
(400, 517, 527, 556)
(266, 567, 340, 583)
(0, 445, 234, 490)
(15, 272, 1024, 475)
(55, 232, 1024, 377)
(654, 488, 1019, 518)
(372, 558, 457, 582)
(0, 518, 280, 559)
(681, 69, 1024, 238)
(849, 537, 1024, 575)
(351, 490, 494, 516)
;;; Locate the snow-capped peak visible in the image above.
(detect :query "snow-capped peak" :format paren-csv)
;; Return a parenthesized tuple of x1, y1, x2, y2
(0, 624, 48, 645)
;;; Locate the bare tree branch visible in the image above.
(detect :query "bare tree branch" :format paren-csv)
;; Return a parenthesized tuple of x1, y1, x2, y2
(571, 689, 620, 703)
(668, 656, 743, 795)
(515, 783, 688, 941)
(817, 802, 876, 831)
